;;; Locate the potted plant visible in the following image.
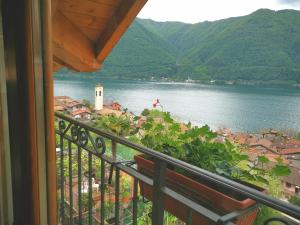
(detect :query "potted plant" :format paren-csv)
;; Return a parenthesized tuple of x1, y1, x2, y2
(134, 110, 290, 225)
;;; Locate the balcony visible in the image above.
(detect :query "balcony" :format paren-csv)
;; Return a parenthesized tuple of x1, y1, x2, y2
(55, 112, 300, 225)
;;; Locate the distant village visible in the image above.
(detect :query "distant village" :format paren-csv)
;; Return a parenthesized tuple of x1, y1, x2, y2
(54, 84, 127, 121)
(217, 128, 300, 200)
(55, 84, 300, 201)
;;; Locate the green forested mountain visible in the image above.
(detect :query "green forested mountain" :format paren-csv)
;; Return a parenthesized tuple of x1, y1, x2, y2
(98, 9, 300, 83)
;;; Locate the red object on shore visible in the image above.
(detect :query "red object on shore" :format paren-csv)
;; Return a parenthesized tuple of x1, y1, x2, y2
(153, 99, 160, 108)
(134, 155, 262, 225)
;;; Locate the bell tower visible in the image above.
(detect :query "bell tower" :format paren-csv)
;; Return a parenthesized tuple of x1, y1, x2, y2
(95, 84, 103, 111)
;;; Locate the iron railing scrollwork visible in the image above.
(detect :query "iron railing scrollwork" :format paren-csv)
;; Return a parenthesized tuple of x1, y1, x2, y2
(58, 118, 106, 157)
(55, 112, 300, 225)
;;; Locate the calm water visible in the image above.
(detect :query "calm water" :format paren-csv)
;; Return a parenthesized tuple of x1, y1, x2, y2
(54, 75, 300, 132)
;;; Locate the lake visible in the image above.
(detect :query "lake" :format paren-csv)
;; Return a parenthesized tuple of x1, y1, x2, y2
(54, 74, 300, 133)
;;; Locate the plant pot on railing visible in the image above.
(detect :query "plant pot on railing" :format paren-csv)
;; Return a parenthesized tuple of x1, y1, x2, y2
(135, 155, 264, 225)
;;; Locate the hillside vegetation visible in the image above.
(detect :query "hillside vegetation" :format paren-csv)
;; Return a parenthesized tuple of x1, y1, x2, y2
(82, 9, 300, 84)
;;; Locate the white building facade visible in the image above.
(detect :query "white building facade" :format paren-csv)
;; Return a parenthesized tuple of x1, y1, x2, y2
(95, 84, 103, 111)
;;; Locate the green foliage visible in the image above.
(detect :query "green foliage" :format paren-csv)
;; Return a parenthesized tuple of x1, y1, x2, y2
(103, 201, 114, 218)
(139, 109, 290, 185)
(121, 176, 131, 198)
(98, 21, 177, 80)
(93, 114, 137, 137)
(289, 196, 300, 207)
(253, 207, 281, 225)
(92, 109, 289, 185)
(81, 193, 95, 212)
(55, 9, 300, 83)
(141, 108, 150, 116)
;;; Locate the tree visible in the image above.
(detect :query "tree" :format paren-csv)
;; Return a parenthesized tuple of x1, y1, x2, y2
(141, 108, 150, 116)
(93, 114, 137, 137)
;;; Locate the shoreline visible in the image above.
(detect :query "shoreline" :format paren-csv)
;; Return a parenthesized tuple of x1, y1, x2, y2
(54, 73, 300, 88)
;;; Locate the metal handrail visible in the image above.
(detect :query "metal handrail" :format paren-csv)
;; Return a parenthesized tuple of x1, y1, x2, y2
(55, 112, 300, 222)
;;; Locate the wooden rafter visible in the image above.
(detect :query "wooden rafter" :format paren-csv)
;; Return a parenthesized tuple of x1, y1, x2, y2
(52, 10, 101, 72)
(95, 0, 147, 63)
(53, 61, 63, 72)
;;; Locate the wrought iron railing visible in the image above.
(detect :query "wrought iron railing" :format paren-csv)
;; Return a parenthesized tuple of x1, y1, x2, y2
(55, 112, 300, 225)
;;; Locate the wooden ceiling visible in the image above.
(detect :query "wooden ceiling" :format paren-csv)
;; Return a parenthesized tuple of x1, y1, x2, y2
(52, 0, 147, 72)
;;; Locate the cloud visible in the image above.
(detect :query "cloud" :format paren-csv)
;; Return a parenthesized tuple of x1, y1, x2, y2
(278, 0, 300, 6)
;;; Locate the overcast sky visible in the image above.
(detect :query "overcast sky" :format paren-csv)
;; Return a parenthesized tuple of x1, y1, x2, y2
(138, 0, 300, 23)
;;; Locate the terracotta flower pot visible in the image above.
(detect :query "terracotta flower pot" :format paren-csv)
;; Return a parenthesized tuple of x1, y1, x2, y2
(134, 155, 264, 225)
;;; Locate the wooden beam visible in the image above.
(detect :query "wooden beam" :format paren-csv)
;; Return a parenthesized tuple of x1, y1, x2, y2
(53, 10, 101, 72)
(96, 0, 147, 62)
(87, 0, 121, 8)
(53, 61, 63, 72)
(59, 0, 115, 20)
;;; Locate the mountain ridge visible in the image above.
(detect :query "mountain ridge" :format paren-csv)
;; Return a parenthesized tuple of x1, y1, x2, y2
(57, 9, 300, 84)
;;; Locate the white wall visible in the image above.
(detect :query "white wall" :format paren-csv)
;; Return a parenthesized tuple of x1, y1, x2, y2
(95, 86, 103, 110)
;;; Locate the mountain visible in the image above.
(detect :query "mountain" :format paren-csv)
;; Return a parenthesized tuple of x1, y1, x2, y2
(98, 21, 178, 79)
(85, 9, 300, 83)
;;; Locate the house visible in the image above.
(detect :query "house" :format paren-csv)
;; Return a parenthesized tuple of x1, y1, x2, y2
(110, 102, 122, 111)
(65, 100, 86, 112)
(248, 138, 277, 154)
(281, 148, 300, 155)
(281, 166, 300, 199)
(275, 139, 300, 150)
(233, 133, 250, 145)
(97, 107, 122, 117)
(54, 99, 67, 113)
(54, 97, 88, 114)
(71, 108, 91, 120)
(104, 101, 122, 111)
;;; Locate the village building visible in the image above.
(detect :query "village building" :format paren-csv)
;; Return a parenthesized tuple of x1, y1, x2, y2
(233, 133, 251, 145)
(54, 96, 90, 120)
(71, 108, 92, 120)
(104, 101, 122, 111)
(97, 108, 122, 117)
(281, 166, 300, 199)
(54, 98, 67, 113)
(65, 100, 86, 112)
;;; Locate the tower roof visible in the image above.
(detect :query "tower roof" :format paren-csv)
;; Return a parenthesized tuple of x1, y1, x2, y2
(95, 84, 103, 88)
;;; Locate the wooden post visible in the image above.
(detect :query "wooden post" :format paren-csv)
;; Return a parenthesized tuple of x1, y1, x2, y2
(2, 0, 50, 224)
(43, 0, 57, 224)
